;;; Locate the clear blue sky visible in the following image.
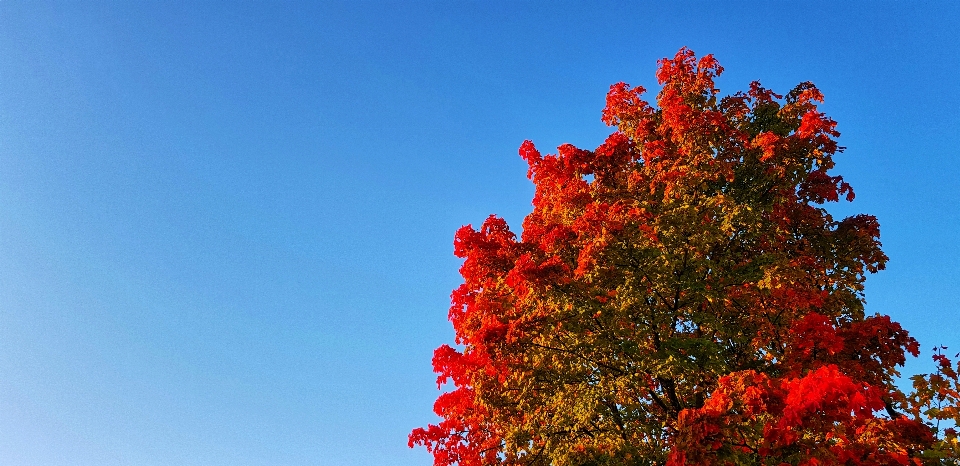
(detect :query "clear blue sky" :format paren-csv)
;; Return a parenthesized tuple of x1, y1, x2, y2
(1, 2, 958, 465)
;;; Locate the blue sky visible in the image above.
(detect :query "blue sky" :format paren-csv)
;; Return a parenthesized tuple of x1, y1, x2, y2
(1, 2, 958, 465)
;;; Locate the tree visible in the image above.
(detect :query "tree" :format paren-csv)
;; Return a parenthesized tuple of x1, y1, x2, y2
(411, 48, 960, 466)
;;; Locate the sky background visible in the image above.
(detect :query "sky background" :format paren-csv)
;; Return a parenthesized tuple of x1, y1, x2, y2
(1, 2, 958, 465)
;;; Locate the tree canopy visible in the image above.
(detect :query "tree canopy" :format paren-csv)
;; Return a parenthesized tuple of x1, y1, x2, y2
(411, 48, 960, 466)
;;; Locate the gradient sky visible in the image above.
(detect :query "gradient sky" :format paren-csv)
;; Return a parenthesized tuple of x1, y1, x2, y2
(2, 2, 958, 465)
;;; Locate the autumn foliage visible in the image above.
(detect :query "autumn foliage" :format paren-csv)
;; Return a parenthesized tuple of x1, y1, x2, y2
(411, 49, 960, 465)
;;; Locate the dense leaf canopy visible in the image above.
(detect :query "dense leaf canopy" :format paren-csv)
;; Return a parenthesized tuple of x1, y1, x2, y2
(412, 49, 960, 466)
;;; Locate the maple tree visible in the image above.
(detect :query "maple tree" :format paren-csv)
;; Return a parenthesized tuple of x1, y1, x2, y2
(411, 48, 960, 465)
